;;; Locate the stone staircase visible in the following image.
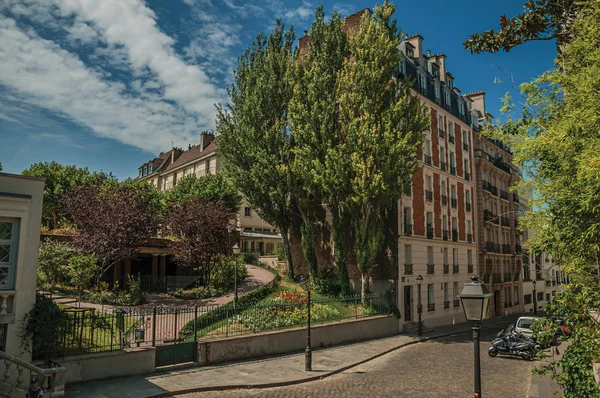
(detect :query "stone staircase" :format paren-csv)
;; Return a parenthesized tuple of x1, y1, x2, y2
(0, 351, 67, 398)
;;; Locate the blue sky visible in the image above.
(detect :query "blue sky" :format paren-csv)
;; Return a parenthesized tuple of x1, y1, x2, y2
(0, 0, 557, 179)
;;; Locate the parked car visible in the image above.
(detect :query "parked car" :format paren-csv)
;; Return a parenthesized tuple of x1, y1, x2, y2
(514, 316, 541, 337)
(550, 316, 572, 337)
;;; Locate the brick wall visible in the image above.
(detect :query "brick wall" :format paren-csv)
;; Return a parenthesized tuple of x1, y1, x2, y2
(413, 167, 425, 236)
(457, 181, 466, 241)
(433, 173, 441, 238)
(455, 122, 463, 177)
(431, 110, 439, 167)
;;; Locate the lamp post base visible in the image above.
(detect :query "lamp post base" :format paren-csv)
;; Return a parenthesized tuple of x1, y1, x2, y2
(305, 348, 312, 371)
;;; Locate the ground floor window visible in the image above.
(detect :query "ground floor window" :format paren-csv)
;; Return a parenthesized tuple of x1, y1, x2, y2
(0, 324, 6, 352)
(0, 218, 20, 289)
(524, 294, 532, 304)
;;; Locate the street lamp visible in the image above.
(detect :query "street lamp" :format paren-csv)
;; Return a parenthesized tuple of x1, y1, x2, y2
(232, 243, 240, 306)
(416, 274, 423, 336)
(459, 275, 492, 398)
(299, 277, 312, 371)
(532, 279, 537, 315)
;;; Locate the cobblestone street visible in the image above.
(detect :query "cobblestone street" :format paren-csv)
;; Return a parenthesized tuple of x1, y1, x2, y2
(182, 328, 536, 398)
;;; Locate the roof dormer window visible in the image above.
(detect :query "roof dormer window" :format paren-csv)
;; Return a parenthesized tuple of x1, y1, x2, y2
(406, 43, 415, 58)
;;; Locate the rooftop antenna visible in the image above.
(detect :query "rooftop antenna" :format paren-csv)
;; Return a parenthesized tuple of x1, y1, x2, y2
(171, 139, 174, 148)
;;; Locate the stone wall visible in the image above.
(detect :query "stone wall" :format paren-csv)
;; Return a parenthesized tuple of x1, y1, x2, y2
(198, 315, 398, 365)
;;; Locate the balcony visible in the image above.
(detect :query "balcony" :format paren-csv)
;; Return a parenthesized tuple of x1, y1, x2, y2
(442, 229, 448, 241)
(441, 195, 448, 206)
(451, 198, 457, 208)
(404, 223, 412, 236)
(468, 264, 474, 274)
(404, 263, 413, 275)
(492, 273, 502, 284)
(467, 233, 472, 243)
(444, 301, 450, 309)
(449, 135, 455, 144)
(492, 157, 512, 174)
(424, 154, 432, 165)
(453, 264, 459, 274)
(428, 303, 435, 312)
(452, 229, 458, 242)
(450, 165, 456, 175)
(502, 244, 512, 254)
(463, 143, 469, 151)
(501, 216, 510, 227)
(482, 181, 498, 196)
(425, 190, 433, 202)
(485, 241, 501, 253)
(427, 263, 435, 274)
(466, 202, 471, 212)
(500, 189, 509, 201)
(0, 292, 15, 323)
(427, 226, 434, 239)
(453, 299, 460, 307)
(443, 264, 449, 274)
(465, 172, 470, 181)
(439, 128, 445, 138)
(484, 209, 498, 224)
(441, 161, 447, 172)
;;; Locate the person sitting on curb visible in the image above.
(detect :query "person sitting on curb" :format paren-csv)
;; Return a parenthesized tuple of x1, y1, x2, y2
(26, 377, 43, 398)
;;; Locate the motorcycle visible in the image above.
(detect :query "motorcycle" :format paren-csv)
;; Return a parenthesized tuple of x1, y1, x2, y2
(488, 324, 540, 360)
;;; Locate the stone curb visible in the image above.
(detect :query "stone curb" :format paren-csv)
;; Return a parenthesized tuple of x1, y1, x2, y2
(147, 320, 514, 397)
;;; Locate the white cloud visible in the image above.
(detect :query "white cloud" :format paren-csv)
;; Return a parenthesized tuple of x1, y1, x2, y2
(66, 21, 99, 45)
(0, 112, 20, 124)
(0, 15, 203, 153)
(284, 1, 313, 20)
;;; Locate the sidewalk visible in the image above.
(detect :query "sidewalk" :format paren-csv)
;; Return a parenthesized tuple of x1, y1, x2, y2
(66, 313, 522, 398)
(528, 343, 564, 398)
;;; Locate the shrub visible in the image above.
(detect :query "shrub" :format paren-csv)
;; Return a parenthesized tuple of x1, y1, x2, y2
(85, 276, 145, 306)
(272, 245, 286, 261)
(531, 317, 559, 349)
(209, 255, 248, 290)
(313, 268, 343, 297)
(180, 275, 280, 335)
(37, 240, 72, 288)
(20, 294, 69, 360)
(243, 253, 258, 265)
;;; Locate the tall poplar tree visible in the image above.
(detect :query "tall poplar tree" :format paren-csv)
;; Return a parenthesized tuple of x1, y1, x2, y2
(337, 2, 428, 299)
(289, 6, 350, 285)
(216, 21, 296, 277)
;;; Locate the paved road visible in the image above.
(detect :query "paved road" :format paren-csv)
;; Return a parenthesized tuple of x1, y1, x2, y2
(181, 328, 536, 398)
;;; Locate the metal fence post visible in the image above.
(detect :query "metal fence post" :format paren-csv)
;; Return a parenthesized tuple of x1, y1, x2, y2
(152, 307, 157, 347)
(194, 305, 198, 343)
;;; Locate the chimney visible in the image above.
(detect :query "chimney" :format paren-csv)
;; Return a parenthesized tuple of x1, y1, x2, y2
(405, 34, 424, 65)
(426, 49, 431, 56)
(171, 147, 183, 163)
(200, 131, 215, 152)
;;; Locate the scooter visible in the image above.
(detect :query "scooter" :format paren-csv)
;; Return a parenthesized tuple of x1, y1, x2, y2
(488, 325, 539, 360)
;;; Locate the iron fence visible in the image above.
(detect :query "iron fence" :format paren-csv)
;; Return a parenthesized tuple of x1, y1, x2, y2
(35, 293, 389, 360)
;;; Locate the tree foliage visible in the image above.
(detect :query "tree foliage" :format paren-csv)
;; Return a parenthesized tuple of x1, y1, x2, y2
(216, 20, 296, 277)
(463, 0, 582, 54)
(38, 239, 73, 288)
(488, 2, 600, 395)
(65, 253, 98, 303)
(165, 197, 233, 288)
(289, 6, 350, 286)
(163, 173, 242, 212)
(22, 161, 115, 229)
(62, 181, 161, 282)
(337, 2, 428, 297)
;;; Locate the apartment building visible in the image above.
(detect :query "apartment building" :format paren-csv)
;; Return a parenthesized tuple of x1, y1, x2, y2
(396, 35, 479, 328)
(138, 132, 282, 257)
(467, 94, 524, 318)
(0, 173, 44, 359)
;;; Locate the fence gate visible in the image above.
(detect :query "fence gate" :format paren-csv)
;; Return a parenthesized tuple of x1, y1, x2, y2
(152, 307, 198, 367)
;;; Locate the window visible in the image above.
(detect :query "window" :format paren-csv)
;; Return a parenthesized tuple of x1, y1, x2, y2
(244, 207, 252, 217)
(428, 284, 435, 311)
(205, 159, 211, 175)
(463, 130, 469, 146)
(438, 115, 444, 131)
(0, 219, 19, 289)
(468, 250, 472, 266)
(426, 212, 433, 237)
(443, 247, 448, 265)
(445, 91, 451, 108)
(440, 147, 446, 167)
(453, 282, 459, 306)
(467, 220, 472, 236)
(537, 292, 544, 301)
(466, 190, 471, 205)
(403, 207, 412, 234)
(453, 248, 458, 265)
(447, 121, 453, 135)
(405, 245, 412, 264)
(444, 283, 449, 307)
(427, 246, 434, 264)
(451, 185, 457, 200)
(515, 288, 519, 304)
(524, 294, 532, 304)
(419, 73, 427, 95)
(450, 152, 456, 174)
(435, 84, 441, 103)
(406, 45, 415, 57)
(398, 60, 405, 75)
(458, 101, 464, 116)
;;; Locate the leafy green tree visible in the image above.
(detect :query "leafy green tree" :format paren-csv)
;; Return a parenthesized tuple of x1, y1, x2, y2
(66, 254, 98, 305)
(337, 2, 428, 298)
(289, 6, 350, 286)
(163, 174, 242, 212)
(22, 161, 115, 229)
(38, 240, 73, 289)
(0, 162, 3, 172)
(216, 21, 297, 277)
(485, 2, 600, 395)
(463, 0, 583, 55)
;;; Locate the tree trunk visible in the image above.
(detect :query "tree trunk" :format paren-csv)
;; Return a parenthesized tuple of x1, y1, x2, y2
(332, 209, 349, 295)
(281, 228, 294, 278)
(300, 222, 318, 279)
(361, 272, 370, 304)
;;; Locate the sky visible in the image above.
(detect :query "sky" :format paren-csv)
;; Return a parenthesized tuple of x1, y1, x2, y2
(0, 0, 557, 180)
